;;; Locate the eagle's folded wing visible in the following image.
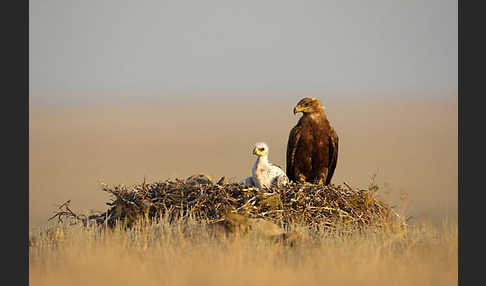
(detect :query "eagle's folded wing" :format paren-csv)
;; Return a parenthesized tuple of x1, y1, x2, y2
(326, 128, 339, 185)
(286, 125, 302, 181)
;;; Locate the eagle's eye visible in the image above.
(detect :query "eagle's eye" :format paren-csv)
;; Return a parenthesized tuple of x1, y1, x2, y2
(259, 148, 265, 152)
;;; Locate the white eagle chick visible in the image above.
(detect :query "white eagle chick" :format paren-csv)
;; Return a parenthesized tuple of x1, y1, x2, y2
(241, 142, 289, 189)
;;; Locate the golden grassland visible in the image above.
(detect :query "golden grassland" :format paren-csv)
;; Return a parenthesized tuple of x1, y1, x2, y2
(29, 213, 457, 286)
(29, 94, 458, 285)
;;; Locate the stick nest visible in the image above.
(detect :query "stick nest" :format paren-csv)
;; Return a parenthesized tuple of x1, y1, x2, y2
(50, 174, 397, 231)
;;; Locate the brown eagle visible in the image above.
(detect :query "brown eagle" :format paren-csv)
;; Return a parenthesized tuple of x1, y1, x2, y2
(286, 97, 339, 185)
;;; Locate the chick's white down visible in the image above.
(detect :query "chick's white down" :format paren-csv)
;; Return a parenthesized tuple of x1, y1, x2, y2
(240, 142, 288, 189)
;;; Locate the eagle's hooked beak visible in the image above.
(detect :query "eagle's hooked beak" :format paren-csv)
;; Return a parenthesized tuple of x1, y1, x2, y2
(293, 105, 302, 115)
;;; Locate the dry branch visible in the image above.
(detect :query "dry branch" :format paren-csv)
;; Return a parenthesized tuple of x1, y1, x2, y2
(51, 175, 397, 231)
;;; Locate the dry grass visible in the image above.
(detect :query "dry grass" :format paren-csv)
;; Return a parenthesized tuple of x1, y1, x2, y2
(29, 213, 457, 286)
(29, 94, 457, 285)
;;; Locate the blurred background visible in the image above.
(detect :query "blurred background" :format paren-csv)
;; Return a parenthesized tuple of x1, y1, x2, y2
(29, 0, 457, 228)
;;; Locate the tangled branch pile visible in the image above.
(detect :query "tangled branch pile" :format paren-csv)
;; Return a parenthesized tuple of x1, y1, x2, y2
(51, 174, 397, 231)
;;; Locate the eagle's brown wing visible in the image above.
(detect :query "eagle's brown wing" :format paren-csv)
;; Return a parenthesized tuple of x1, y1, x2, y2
(286, 124, 302, 182)
(325, 128, 339, 185)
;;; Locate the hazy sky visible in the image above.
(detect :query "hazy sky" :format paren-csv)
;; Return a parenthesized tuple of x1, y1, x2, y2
(30, 0, 457, 95)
